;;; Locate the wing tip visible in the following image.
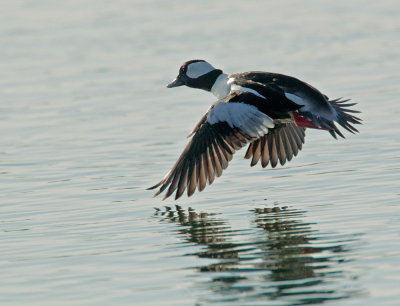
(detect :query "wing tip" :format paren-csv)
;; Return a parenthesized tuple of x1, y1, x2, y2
(147, 183, 160, 190)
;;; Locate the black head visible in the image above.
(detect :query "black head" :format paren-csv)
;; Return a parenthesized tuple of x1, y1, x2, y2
(167, 60, 223, 92)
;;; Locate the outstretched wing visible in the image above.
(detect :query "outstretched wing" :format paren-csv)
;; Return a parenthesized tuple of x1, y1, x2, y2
(245, 123, 306, 168)
(148, 100, 275, 200)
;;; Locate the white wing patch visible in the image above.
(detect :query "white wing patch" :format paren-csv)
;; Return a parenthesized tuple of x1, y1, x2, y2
(207, 103, 274, 138)
(210, 76, 267, 100)
(230, 84, 266, 99)
(186, 62, 216, 78)
(227, 78, 266, 99)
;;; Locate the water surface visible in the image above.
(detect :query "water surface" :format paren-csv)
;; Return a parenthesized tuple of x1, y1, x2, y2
(1, 0, 400, 305)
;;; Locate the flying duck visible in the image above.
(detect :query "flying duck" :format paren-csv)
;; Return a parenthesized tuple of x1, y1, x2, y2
(148, 60, 361, 200)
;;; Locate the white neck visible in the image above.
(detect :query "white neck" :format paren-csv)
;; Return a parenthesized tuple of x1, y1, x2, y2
(210, 73, 230, 99)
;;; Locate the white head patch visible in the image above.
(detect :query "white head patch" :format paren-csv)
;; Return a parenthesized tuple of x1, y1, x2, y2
(186, 61, 215, 78)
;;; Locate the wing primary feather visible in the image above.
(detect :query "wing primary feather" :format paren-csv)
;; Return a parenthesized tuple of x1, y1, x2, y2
(234, 130, 249, 146)
(210, 143, 223, 177)
(175, 166, 189, 200)
(251, 139, 261, 166)
(153, 169, 176, 197)
(205, 147, 215, 184)
(261, 136, 270, 168)
(163, 170, 182, 200)
(286, 127, 299, 156)
(187, 160, 197, 197)
(230, 130, 246, 148)
(213, 140, 228, 170)
(237, 129, 253, 141)
(220, 137, 235, 156)
(276, 132, 287, 166)
(268, 134, 279, 168)
(288, 124, 304, 149)
(148, 168, 173, 191)
(245, 142, 255, 159)
(231, 137, 244, 150)
(198, 155, 207, 192)
(147, 182, 162, 190)
(217, 137, 234, 160)
(281, 127, 293, 161)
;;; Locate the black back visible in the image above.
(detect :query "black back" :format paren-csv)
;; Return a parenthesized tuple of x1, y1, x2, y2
(224, 85, 301, 119)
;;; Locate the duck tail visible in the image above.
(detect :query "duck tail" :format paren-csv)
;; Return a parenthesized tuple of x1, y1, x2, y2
(330, 98, 362, 138)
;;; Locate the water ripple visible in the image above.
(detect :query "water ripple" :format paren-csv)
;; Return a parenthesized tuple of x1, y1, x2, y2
(154, 205, 365, 304)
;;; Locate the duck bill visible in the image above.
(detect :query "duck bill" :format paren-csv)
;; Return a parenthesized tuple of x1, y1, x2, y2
(166, 77, 184, 88)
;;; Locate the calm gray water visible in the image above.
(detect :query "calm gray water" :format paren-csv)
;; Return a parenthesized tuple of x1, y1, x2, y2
(1, 1, 400, 305)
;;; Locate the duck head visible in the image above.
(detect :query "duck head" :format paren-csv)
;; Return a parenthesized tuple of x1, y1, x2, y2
(167, 60, 223, 92)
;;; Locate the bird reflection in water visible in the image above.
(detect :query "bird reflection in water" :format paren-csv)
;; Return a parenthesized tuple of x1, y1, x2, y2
(154, 205, 362, 304)
(154, 206, 240, 271)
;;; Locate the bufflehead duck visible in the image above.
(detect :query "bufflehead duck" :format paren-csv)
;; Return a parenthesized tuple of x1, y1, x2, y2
(148, 60, 361, 200)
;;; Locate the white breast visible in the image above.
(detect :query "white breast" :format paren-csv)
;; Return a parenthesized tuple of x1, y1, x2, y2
(210, 73, 230, 99)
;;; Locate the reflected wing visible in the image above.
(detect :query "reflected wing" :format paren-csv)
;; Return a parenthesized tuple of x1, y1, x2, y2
(244, 123, 306, 168)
